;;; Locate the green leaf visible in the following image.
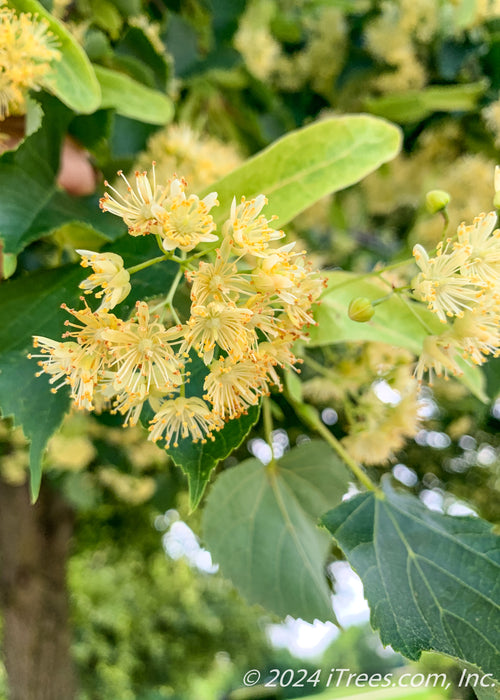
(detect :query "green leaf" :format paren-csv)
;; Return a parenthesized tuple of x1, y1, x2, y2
(0, 266, 82, 499)
(483, 357, 500, 401)
(114, 25, 170, 91)
(22, 192, 126, 251)
(169, 405, 260, 511)
(0, 96, 125, 254)
(23, 97, 44, 143)
(8, 0, 101, 114)
(153, 354, 260, 510)
(365, 81, 487, 124)
(0, 96, 72, 254)
(203, 441, 350, 621)
(309, 270, 487, 402)
(202, 115, 402, 229)
(321, 481, 500, 678)
(94, 65, 174, 125)
(475, 682, 500, 700)
(89, 0, 123, 40)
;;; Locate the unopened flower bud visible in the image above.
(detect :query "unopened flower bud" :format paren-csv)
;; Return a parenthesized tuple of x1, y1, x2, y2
(348, 297, 375, 323)
(425, 190, 450, 214)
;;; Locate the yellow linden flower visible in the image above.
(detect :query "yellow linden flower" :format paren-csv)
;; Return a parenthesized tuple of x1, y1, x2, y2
(30, 337, 80, 393)
(100, 166, 171, 236)
(412, 242, 479, 322)
(31, 334, 103, 410)
(67, 351, 103, 411)
(107, 372, 169, 428)
(77, 249, 131, 311)
(188, 249, 251, 305)
(0, 7, 60, 119)
(455, 211, 500, 286)
(181, 302, 256, 364)
(204, 357, 268, 420)
(244, 297, 280, 341)
(60, 301, 120, 355)
(414, 335, 463, 384)
(100, 169, 219, 252)
(148, 396, 218, 447)
(452, 305, 500, 365)
(255, 338, 300, 389)
(251, 242, 305, 303)
(223, 195, 284, 257)
(157, 177, 219, 252)
(104, 301, 184, 396)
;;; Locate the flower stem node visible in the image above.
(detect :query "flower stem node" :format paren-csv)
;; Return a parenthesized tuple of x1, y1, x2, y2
(425, 189, 451, 214)
(348, 297, 375, 323)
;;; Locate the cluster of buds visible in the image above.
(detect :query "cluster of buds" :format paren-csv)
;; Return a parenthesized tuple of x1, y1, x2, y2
(31, 168, 325, 448)
(0, 6, 60, 119)
(412, 172, 500, 382)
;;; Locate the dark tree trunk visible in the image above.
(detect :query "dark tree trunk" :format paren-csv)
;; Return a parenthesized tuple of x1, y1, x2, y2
(0, 478, 77, 700)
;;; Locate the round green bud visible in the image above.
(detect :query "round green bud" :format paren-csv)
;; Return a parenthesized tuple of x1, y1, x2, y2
(425, 189, 450, 214)
(348, 297, 375, 323)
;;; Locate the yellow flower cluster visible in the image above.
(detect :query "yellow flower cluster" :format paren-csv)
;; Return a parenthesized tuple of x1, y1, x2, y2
(135, 123, 242, 192)
(303, 342, 421, 466)
(0, 6, 60, 119)
(99, 168, 219, 251)
(342, 383, 420, 466)
(31, 169, 324, 449)
(412, 189, 500, 381)
(234, 0, 346, 98)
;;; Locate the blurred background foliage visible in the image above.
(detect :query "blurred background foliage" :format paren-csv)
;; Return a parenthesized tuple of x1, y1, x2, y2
(1, 0, 500, 697)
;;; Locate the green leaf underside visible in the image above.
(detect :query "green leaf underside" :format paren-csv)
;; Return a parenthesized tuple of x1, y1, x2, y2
(309, 271, 487, 402)
(321, 482, 500, 678)
(93, 65, 174, 125)
(203, 441, 351, 621)
(202, 115, 402, 229)
(9, 0, 101, 113)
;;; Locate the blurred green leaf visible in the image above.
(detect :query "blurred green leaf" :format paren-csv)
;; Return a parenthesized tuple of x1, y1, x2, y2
(483, 357, 500, 401)
(203, 441, 350, 621)
(94, 65, 174, 125)
(322, 480, 500, 678)
(89, 0, 123, 39)
(203, 114, 402, 229)
(9, 0, 101, 113)
(365, 81, 487, 124)
(309, 271, 487, 402)
(114, 25, 170, 91)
